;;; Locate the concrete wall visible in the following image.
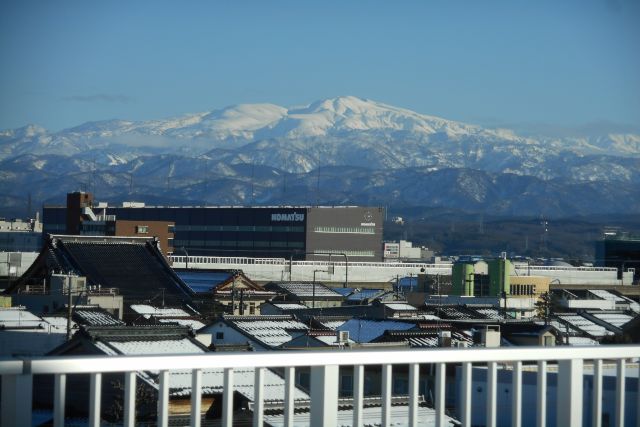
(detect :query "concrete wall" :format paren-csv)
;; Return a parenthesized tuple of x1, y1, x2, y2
(306, 207, 384, 262)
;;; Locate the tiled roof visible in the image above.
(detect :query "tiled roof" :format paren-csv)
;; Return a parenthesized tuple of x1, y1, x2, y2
(7, 235, 191, 302)
(130, 304, 191, 318)
(74, 309, 124, 326)
(337, 319, 416, 343)
(264, 404, 457, 426)
(226, 316, 309, 348)
(320, 320, 346, 331)
(375, 329, 473, 348)
(271, 303, 308, 310)
(158, 318, 206, 330)
(87, 327, 309, 402)
(268, 282, 343, 298)
(474, 308, 502, 319)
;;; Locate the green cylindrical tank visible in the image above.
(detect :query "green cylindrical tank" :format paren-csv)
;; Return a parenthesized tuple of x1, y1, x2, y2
(452, 262, 475, 296)
(488, 258, 511, 296)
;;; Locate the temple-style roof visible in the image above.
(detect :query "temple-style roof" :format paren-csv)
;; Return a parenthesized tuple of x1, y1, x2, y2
(4, 235, 191, 303)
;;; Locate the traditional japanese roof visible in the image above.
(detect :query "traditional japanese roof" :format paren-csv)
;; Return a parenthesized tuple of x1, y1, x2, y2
(215, 315, 310, 348)
(4, 235, 191, 302)
(264, 404, 459, 426)
(130, 304, 191, 318)
(374, 328, 472, 348)
(265, 282, 344, 299)
(73, 307, 124, 326)
(54, 325, 309, 402)
(174, 269, 273, 297)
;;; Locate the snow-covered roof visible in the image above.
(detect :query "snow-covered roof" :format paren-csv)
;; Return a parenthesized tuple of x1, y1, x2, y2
(271, 282, 343, 298)
(40, 316, 74, 332)
(590, 312, 633, 328)
(168, 367, 309, 401)
(383, 303, 418, 311)
(96, 337, 203, 355)
(317, 319, 349, 330)
(74, 309, 124, 326)
(558, 314, 613, 338)
(0, 308, 44, 328)
(271, 303, 308, 310)
(588, 289, 624, 303)
(566, 336, 600, 346)
(264, 404, 458, 426)
(475, 308, 502, 320)
(231, 318, 309, 347)
(92, 334, 309, 402)
(130, 304, 190, 318)
(158, 318, 206, 330)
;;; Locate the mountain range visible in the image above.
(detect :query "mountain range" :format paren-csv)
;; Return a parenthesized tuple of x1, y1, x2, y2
(1, 96, 639, 218)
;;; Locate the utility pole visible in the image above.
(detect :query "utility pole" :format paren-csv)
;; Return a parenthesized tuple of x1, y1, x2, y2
(66, 275, 73, 341)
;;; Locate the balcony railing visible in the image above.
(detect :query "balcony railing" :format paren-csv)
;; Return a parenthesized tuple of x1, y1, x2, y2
(1, 346, 639, 427)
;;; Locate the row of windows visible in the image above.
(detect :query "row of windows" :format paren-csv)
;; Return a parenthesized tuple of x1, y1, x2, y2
(313, 226, 375, 234)
(174, 225, 305, 233)
(173, 239, 304, 249)
(313, 249, 376, 257)
(510, 284, 536, 296)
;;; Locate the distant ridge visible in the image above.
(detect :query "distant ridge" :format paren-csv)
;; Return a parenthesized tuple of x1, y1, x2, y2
(1, 96, 639, 218)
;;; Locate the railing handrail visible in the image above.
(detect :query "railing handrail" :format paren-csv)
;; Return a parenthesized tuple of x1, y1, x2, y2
(2, 345, 639, 376)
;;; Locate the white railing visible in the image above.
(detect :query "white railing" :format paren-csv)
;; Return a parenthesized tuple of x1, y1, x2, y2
(1, 346, 639, 427)
(169, 255, 453, 269)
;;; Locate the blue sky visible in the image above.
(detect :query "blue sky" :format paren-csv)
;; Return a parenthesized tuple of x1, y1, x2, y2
(1, 0, 639, 134)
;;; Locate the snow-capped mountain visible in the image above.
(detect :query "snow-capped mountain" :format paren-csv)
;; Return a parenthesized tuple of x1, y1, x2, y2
(1, 96, 639, 217)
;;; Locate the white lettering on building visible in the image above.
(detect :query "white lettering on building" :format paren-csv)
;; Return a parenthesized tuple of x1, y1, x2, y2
(271, 212, 305, 222)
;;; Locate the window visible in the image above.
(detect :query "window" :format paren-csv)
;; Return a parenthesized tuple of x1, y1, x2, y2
(215, 332, 224, 340)
(136, 225, 149, 234)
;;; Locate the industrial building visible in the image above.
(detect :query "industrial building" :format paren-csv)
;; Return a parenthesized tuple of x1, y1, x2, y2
(596, 231, 640, 284)
(43, 192, 384, 261)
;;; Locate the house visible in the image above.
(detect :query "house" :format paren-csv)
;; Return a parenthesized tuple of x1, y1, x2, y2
(260, 302, 308, 315)
(499, 323, 559, 347)
(264, 282, 344, 308)
(198, 315, 309, 350)
(0, 307, 73, 357)
(40, 325, 310, 424)
(175, 269, 276, 315)
(128, 303, 206, 331)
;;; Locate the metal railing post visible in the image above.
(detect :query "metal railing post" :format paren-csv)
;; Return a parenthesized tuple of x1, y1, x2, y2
(310, 365, 339, 427)
(557, 359, 583, 427)
(1, 372, 32, 427)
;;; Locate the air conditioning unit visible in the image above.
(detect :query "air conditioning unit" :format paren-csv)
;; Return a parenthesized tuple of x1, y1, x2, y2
(438, 330, 452, 347)
(337, 330, 349, 343)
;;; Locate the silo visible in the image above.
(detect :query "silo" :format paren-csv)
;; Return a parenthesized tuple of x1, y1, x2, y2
(452, 262, 475, 296)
